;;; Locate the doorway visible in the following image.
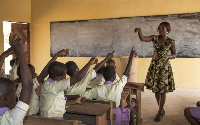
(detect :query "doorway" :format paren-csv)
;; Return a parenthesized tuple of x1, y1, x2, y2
(3, 21, 30, 74)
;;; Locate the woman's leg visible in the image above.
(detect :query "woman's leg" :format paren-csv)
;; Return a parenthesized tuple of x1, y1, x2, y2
(158, 93, 166, 115)
(184, 107, 200, 125)
(155, 92, 160, 106)
(154, 93, 166, 122)
(155, 92, 165, 115)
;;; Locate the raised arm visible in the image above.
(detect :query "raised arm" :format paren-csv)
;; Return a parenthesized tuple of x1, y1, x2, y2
(123, 48, 137, 77)
(37, 49, 69, 83)
(135, 28, 154, 42)
(70, 57, 98, 86)
(10, 34, 33, 104)
(0, 48, 13, 69)
(93, 51, 115, 72)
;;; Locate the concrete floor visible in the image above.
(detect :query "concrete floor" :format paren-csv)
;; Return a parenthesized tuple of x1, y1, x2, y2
(140, 88, 200, 125)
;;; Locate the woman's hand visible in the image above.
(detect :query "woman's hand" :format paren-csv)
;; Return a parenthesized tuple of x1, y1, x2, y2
(135, 28, 141, 33)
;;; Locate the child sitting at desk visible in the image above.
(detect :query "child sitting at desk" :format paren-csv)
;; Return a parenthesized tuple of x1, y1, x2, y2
(65, 52, 115, 95)
(39, 61, 84, 118)
(90, 59, 120, 88)
(9, 58, 19, 81)
(16, 49, 69, 115)
(83, 48, 137, 125)
(0, 48, 13, 78)
(0, 34, 33, 124)
(184, 101, 200, 125)
(40, 51, 114, 118)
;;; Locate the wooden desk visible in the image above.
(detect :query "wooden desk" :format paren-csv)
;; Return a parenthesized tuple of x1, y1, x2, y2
(24, 116, 82, 125)
(121, 90, 130, 108)
(124, 82, 144, 125)
(64, 102, 110, 125)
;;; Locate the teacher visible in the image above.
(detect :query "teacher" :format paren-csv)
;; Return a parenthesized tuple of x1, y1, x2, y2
(135, 22, 176, 122)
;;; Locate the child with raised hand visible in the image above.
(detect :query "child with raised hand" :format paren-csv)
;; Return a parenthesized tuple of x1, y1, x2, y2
(40, 51, 114, 118)
(0, 48, 13, 78)
(90, 58, 120, 88)
(65, 51, 115, 95)
(82, 48, 136, 125)
(40, 61, 85, 118)
(0, 34, 33, 124)
(16, 49, 69, 115)
(9, 58, 19, 81)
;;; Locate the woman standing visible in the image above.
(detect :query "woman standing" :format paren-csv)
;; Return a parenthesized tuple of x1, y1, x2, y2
(135, 22, 176, 122)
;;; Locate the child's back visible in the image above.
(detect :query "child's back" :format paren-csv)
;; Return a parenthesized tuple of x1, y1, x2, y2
(40, 61, 70, 118)
(83, 68, 127, 107)
(40, 78, 70, 117)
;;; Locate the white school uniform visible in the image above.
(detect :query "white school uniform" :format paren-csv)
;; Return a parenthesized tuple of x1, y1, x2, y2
(0, 70, 7, 78)
(40, 78, 70, 117)
(9, 64, 19, 81)
(16, 78, 40, 115)
(0, 101, 29, 125)
(83, 75, 127, 107)
(66, 69, 96, 95)
(90, 73, 120, 88)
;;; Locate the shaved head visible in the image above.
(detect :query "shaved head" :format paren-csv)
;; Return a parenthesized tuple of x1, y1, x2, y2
(0, 78, 14, 96)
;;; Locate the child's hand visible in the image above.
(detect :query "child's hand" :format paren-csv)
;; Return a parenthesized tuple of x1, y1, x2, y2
(135, 28, 141, 33)
(55, 49, 69, 57)
(130, 47, 137, 57)
(107, 50, 115, 59)
(9, 34, 23, 54)
(89, 57, 98, 65)
(76, 97, 86, 104)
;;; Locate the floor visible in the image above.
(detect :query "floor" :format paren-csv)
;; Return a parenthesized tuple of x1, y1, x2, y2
(140, 88, 200, 125)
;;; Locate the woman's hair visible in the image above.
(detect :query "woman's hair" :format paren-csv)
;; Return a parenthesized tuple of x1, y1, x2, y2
(47, 61, 67, 79)
(159, 22, 171, 33)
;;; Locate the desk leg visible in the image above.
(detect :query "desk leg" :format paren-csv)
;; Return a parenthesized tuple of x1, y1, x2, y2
(96, 113, 107, 125)
(136, 89, 143, 125)
(110, 102, 114, 125)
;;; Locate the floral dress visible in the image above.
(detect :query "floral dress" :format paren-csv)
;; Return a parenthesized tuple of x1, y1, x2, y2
(145, 35, 175, 93)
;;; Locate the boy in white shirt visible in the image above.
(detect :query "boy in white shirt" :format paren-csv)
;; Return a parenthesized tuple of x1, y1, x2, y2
(16, 49, 69, 115)
(0, 48, 13, 79)
(65, 51, 115, 95)
(0, 34, 33, 125)
(83, 48, 137, 125)
(40, 51, 115, 118)
(39, 61, 88, 118)
(90, 59, 120, 88)
(9, 58, 19, 81)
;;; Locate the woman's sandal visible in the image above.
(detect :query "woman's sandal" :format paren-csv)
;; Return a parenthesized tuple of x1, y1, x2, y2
(154, 109, 165, 122)
(162, 109, 165, 116)
(154, 114, 163, 122)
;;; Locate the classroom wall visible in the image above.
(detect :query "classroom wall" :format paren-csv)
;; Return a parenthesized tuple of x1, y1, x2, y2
(31, 0, 200, 88)
(0, 0, 31, 68)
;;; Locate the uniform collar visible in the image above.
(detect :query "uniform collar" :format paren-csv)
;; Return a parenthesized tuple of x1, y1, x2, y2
(104, 81, 114, 85)
(0, 107, 9, 116)
(47, 78, 54, 83)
